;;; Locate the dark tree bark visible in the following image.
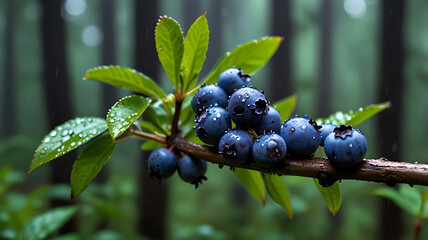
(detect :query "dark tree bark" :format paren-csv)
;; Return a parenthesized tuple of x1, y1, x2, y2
(1, 0, 16, 137)
(40, 0, 77, 232)
(135, 1, 167, 240)
(101, 0, 118, 114)
(271, 0, 292, 102)
(318, 0, 333, 117)
(378, 1, 405, 239)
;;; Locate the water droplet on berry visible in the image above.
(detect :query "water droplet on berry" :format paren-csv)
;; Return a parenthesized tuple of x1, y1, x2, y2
(302, 125, 307, 130)
(349, 143, 353, 148)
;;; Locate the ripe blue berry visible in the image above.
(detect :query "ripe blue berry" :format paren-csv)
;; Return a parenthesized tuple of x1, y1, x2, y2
(195, 107, 231, 145)
(280, 115, 321, 157)
(178, 155, 208, 188)
(227, 87, 268, 127)
(252, 106, 282, 135)
(218, 68, 252, 96)
(219, 129, 254, 166)
(191, 84, 228, 114)
(320, 123, 337, 147)
(252, 133, 287, 167)
(148, 148, 178, 182)
(324, 125, 367, 168)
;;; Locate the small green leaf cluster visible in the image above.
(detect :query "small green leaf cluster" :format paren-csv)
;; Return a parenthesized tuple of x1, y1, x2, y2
(29, 13, 390, 218)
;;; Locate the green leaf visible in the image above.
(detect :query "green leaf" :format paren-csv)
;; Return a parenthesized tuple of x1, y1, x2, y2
(84, 66, 166, 100)
(314, 179, 342, 216)
(155, 16, 184, 90)
(373, 185, 421, 216)
(142, 105, 169, 135)
(107, 95, 151, 140)
(29, 117, 107, 173)
(202, 36, 283, 85)
(21, 206, 78, 240)
(70, 135, 117, 200)
(316, 102, 391, 126)
(263, 174, 293, 220)
(141, 140, 164, 151)
(182, 13, 209, 91)
(234, 168, 265, 205)
(273, 94, 297, 120)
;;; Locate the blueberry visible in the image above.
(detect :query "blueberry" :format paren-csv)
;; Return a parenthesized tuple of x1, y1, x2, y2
(148, 148, 178, 182)
(195, 107, 231, 145)
(227, 87, 268, 127)
(279, 115, 321, 157)
(217, 68, 251, 96)
(324, 125, 367, 168)
(320, 123, 337, 147)
(178, 155, 208, 188)
(191, 84, 228, 114)
(252, 133, 287, 167)
(252, 106, 282, 135)
(219, 129, 254, 166)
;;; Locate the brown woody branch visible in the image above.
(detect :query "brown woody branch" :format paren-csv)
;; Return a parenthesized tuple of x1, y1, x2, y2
(170, 134, 428, 187)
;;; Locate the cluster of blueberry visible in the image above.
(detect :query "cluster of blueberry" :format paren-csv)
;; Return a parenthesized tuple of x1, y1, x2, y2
(192, 68, 368, 169)
(147, 68, 368, 187)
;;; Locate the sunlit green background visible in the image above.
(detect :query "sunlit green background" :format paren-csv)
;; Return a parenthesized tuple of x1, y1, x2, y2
(1, 0, 428, 239)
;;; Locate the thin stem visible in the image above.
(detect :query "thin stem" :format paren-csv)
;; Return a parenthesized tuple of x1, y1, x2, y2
(128, 129, 167, 144)
(170, 91, 183, 134)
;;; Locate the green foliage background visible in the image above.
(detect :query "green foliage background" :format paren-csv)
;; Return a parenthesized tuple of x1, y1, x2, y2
(1, 0, 428, 239)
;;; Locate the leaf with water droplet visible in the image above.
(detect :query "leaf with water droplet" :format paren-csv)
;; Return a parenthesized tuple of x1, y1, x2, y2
(314, 178, 342, 216)
(71, 134, 117, 200)
(29, 117, 107, 173)
(107, 95, 151, 140)
(316, 102, 391, 126)
(263, 174, 293, 220)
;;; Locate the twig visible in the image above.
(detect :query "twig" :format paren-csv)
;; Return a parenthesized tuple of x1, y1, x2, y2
(170, 135, 428, 187)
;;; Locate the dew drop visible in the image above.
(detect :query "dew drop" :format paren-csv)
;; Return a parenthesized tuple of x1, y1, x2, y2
(110, 113, 116, 117)
(120, 118, 125, 121)
(349, 143, 353, 148)
(213, 118, 217, 121)
(79, 133, 83, 137)
(302, 125, 307, 130)
(61, 130, 69, 136)
(242, 99, 246, 103)
(71, 142, 76, 147)
(62, 136, 71, 142)
(109, 119, 115, 123)
(216, 113, 221, 118)
(44, 137, 51, 143)
(312, 136, 316, 140)
(90, 129, 98, 135)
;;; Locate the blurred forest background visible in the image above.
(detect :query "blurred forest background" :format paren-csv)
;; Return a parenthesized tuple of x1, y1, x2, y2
(1, 0, 428, 239)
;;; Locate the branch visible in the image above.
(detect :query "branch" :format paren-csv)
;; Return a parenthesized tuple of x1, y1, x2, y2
(171, 135, 428, 187)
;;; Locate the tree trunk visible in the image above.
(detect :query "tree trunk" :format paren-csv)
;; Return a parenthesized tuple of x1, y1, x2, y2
(271, 0, 293, 102)
(318, 0, 333, 117)
(101, 0, 118, 114)
(378, 1, 405, 239)
(40, 0, 77, 233)
(135, 1, 167, 239)
(1, 0, 16, 137)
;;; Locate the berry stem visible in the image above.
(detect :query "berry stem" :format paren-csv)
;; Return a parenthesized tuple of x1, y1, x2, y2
(170, 93, 183, 134)
(169, 134, 428, 187)
(127, 129, 167, 144)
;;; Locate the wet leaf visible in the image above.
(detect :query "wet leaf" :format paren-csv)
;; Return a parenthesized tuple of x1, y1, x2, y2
(155, 16, 184, 90)
(273, 94, 297, 120)
(21, 206, 78, 240)
(107, 95, 151, 140)
(263, 174, 293, 220)
(314, 179, 342, 216)
(142, 105, 169, 135)
(29, 118, 107, 173)
(316, 102, 391, 126)
(234, 168, 265, 205)
(182, 13, 209, 91)
(202, 37, 283, 85)
(84, 66, 166, 100)
(71, 135, 117, 200)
